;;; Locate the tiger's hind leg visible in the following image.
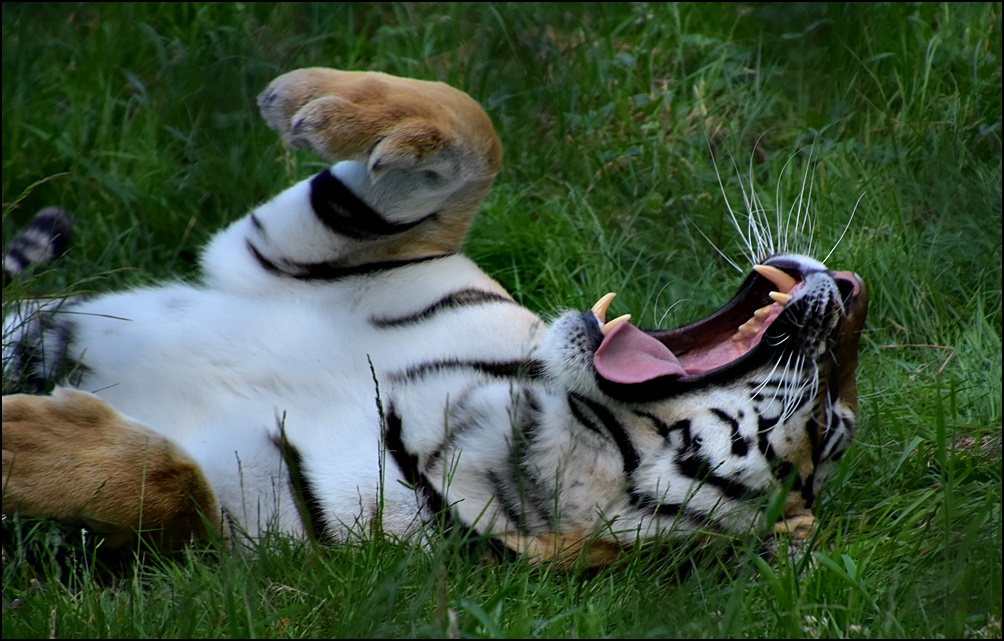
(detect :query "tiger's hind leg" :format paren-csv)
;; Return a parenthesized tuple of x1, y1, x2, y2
(200, 68, 505, 289)
(2, 388, 222, 549)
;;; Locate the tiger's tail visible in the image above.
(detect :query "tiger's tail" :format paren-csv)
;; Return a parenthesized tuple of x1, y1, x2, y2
(3, 207, 72, 286)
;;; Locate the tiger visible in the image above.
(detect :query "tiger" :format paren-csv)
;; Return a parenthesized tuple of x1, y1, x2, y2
(1, 67, 867, 568)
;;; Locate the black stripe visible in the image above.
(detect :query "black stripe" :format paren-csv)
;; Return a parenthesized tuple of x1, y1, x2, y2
(4, 306, 87, 394)
(749, 377, 797, 391)
(626, 490, 713, 528)
(486, 470, 533, 534)
(635, 412, 694, 448)
(310, 169, 436, 239)
(676, 419, 696, 450)
(575, 406, 715, 528)
(756, 413, 780, 459)
(220, 507, 239, 541)
(628, 491, 682, 516)
(567, 394, 609, 439)
(757, 433, 774, 460)
(384, 407, 516, 562)
(807, 412, 823, 466)
(383, 406, 447, 517)
(507, 390, 554, 529)
(568, 393, 640, 475)
(710, 408, 749, 456)
(756, 427, 802, 492)
(247, 239, 454, 281)
(390, 358, 546, 384)
(755, 417, 805, 493)
(635, 411, 672, 439)
(383, 405, 518, 563)
(5, 247, 31, 272)
(774, 460, 801, 493)
(748, 377, 810, 404)
(820, 415, 848, 461)
(249, 213, 266, 237)
(800, 472, 817, 508)
(371, 288, 517, 328)
(635, 411, 763, 510)
(270, 424, 328, 543)
(674, 455, 760, 500)
(412, 384, 486, 486)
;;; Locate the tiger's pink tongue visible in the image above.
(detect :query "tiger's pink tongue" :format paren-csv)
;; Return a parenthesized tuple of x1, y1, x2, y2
(594, 322, 686, 383)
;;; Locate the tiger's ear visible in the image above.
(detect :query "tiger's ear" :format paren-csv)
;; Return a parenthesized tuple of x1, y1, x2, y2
(593, 322, 686, 384)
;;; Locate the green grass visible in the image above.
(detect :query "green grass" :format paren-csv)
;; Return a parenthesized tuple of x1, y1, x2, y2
(3, 2, 1001, 638)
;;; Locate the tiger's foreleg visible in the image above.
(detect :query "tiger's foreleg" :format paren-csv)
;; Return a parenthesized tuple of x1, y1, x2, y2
(2, 388, 222, 548)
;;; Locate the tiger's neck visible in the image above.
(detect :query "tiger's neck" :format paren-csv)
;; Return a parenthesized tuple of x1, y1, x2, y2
(391, 376, 682, 558)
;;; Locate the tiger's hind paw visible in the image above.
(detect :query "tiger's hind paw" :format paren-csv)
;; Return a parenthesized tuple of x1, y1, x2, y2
(2, 389, 221, 547)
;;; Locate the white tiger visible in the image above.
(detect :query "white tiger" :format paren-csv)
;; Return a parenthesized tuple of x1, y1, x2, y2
(1, 68, 867, 568)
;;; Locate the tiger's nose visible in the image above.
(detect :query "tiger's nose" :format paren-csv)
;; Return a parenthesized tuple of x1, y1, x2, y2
(830, 270, 865, 307)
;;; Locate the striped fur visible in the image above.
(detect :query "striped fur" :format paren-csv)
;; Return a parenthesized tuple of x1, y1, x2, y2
(1, 68, 867, 567)
(2, 206, 71, 286)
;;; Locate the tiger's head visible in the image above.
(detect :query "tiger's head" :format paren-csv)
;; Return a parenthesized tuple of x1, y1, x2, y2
(539, 252, 867, 541)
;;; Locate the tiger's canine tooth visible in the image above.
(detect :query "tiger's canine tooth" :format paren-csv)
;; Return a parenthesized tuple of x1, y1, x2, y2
(590, 293, 630, 336)
(591, 292, 617, 324)
(601, 314, 631, 336)
(753, 264, 798, 294)
(769, 291, 793, 305)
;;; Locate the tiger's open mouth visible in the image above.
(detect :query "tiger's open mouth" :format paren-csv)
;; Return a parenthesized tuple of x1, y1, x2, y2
(590, 255, 866, 388)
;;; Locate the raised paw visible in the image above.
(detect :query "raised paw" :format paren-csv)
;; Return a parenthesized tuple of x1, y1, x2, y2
(257, 68, 501, 183)
(2, 388, 221, 547)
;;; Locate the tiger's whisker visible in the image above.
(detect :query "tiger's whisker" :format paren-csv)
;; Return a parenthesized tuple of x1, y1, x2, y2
(823, 191, 865, 265)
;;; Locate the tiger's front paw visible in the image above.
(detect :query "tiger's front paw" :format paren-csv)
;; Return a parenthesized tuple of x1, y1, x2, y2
(257, 68, 501, 183)
(774, 510, 818, 541)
